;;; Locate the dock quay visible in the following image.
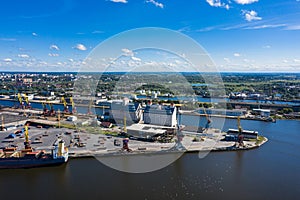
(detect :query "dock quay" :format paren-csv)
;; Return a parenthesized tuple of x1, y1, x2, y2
(66, 137, 268, 158)
(0, 104, 269, 164)
(1, 125, 267, 160)
(180, 110, 274, 122)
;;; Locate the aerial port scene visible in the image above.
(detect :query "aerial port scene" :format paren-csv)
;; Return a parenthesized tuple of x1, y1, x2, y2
(0, 1, 299, 200)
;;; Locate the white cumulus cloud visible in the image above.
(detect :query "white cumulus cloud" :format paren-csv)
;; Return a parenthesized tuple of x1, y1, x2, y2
(242, 10, 262, 22)
(234, 0, 258, 4)
(122, 48, 134, 57)
(110, 0, 128, 3)
(234, 53, 241, 57)
(146, 0, 164, 8)
(18, 54, 30, 58)
(131, 56, 141, 61)
(48, 53, 59, 57)
(293, 59, 300, 63)
(32, 32, 38, 36)
(3, 58, 12, 62)
(49, 44, 60, 51)
(74, 44, 87, 51)
(206, 0, 230, 9)
(224, 58, 230, 63)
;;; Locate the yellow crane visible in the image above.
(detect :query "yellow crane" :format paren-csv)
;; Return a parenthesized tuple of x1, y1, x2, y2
(70, 97, 76, 113)
(24, 93, 31, 108)
(24, 125, 31, 150)
(17, 93, 23, 107)
(24, 93, 29, 105)
(61, 97, 69, 113)
(61, 97, 66, 107)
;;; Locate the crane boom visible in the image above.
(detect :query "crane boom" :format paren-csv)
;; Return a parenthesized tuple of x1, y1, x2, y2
(24, 125, 31, 150)
(123, 115, 127, 133)
(237, 116, 243, 133)
(24, 93, 29, 104)
(17, 93, 23, 105)
(201, 104, 211, 130)
(202, 106, 211, 122)
(70, 97, 76, 113)
(61, 97, 67, 107)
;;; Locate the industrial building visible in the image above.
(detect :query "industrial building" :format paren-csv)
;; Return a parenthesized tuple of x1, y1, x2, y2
(142, 103, 177, 127)
(252, 109, 271, 118)
(98, 99, 142, 125)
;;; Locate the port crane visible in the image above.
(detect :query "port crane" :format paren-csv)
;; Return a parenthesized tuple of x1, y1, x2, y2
(237, 116, 243, 134)
(123, 115, 127, 134)
(201, 104, 211, 131)
(87, 97, 93, 115)
(24, 125, 31, 150)
(61, 97, 70, 114)
(70, 97, 76, 114)
(237, 116, 244, 147)
(1, 115, 5, 131)
(42, 102, 49, 116)
(42, 100, 56, 117)
(48, 102, 56, 116)
(17, 93, 24, 109)
(24, 93, 31, 109)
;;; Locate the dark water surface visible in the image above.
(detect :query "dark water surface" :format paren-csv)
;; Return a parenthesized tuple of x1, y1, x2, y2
(0, 119, 300, 200)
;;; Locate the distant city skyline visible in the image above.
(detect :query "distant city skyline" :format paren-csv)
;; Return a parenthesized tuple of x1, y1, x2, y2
(0, 0, 300, 72)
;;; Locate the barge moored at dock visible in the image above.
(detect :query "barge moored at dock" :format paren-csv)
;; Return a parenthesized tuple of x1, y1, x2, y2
(0, 126, 68, 169)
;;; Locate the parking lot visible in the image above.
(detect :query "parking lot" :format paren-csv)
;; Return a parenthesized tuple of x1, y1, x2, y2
(0, 126, 73, 152)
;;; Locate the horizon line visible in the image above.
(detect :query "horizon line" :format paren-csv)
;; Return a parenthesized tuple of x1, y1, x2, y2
(0, 71, 299, 74)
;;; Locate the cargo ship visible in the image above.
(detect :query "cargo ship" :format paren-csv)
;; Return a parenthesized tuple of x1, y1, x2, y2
(0, 126, 68, 169)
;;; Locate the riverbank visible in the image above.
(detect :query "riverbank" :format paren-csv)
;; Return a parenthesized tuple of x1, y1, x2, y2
(67, 137, 268, 159)
(180, 110, 277, 122)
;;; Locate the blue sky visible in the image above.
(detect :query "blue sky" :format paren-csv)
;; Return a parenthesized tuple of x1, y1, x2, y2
(0, 0, 300, 72)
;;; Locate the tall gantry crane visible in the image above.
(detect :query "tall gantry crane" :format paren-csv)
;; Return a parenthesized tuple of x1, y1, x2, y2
(17, 93, 23, 108)
(87, 97, 93, 115)
(237, 116, 243, 134)
(24, 125, 31, 150)
(202, 104, 211, 131)
(237, 116, 244, 147)
(61, 97, 69, 113)
(70, 97, 76, 114)
(24, 93, 31, 108)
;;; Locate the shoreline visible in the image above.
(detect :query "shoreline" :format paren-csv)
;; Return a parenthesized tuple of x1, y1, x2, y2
(67, 136, 268, 159)
(180, 110, 273, 121)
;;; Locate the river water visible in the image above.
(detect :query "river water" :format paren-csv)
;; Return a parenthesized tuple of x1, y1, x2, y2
(0, 115, 299, 200)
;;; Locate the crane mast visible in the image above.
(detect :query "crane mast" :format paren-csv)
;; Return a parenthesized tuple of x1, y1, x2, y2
(237, 116, 243, 134)
(201, 104, 211, 130)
